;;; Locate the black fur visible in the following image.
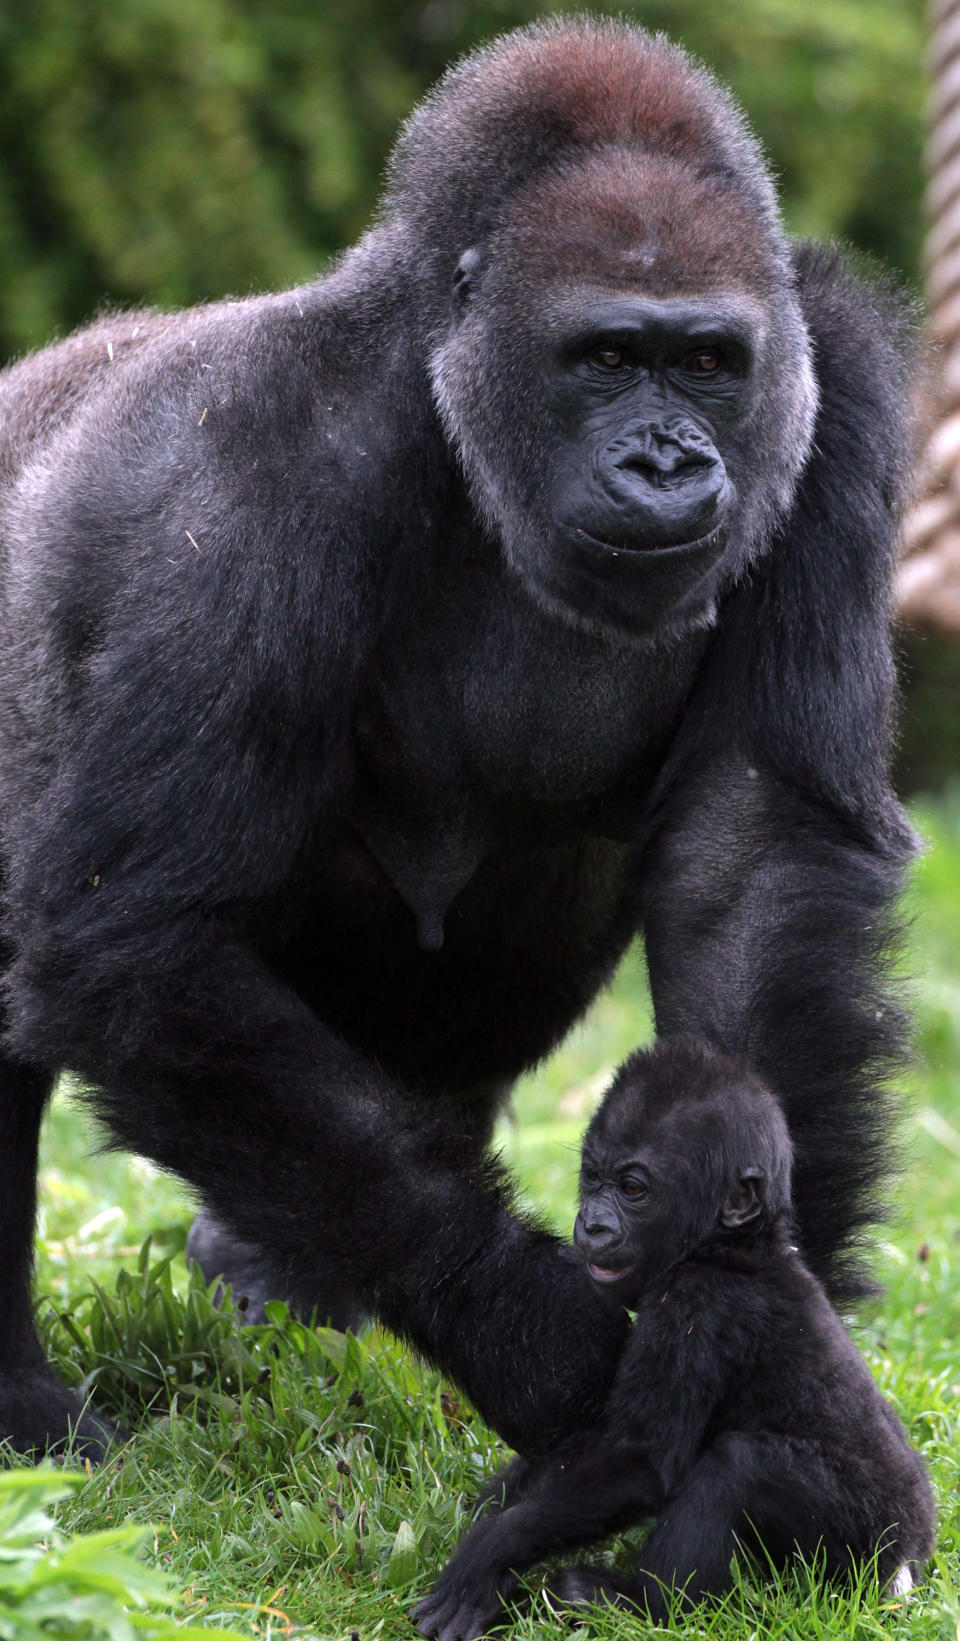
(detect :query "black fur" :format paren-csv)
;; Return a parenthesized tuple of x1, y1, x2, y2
(413, 1044, 935, 1640)
(0, 18, 914, 1459)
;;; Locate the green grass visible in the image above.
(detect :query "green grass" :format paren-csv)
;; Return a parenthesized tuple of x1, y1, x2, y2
(16, 791, 960, 1641)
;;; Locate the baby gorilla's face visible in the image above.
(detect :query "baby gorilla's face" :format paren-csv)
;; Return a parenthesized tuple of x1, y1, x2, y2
(573, 1144, 670, 1306)
(574, 1045, 789, 1304)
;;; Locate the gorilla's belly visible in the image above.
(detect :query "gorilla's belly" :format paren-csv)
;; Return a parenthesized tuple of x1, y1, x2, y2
(265, 825, 642, 1091)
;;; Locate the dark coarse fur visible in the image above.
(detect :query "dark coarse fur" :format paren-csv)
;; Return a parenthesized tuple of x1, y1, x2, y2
(414, 1045, 935, 1641)
(0, 17, 915, 1461)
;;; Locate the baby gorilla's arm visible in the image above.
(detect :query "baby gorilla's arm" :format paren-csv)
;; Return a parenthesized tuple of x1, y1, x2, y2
(469, 1453, 533, 1514)
(412, 1434, 662, 1641)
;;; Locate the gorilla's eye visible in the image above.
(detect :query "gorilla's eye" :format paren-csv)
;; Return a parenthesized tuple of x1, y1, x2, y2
(582, 1166, 602, 1189)
(685, 349, 721, 375)
(589, 342, 626, 370)
(619, 1175, 647, 1201)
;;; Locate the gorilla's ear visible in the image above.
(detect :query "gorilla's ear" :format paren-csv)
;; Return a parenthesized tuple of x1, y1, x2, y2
(720, 1171, 764, 1228)
(452, 247, 484, 314)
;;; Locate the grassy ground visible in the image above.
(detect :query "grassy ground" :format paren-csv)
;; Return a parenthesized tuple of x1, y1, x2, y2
(19, 792, 960, 1641)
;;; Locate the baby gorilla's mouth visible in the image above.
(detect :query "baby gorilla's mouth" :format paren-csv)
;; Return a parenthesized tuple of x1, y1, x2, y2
(587, 1261, 635, 1284)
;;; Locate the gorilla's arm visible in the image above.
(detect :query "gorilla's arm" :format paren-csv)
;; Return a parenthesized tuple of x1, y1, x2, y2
(10, 935, 625, 1455)
(639, 248, 914, 1293)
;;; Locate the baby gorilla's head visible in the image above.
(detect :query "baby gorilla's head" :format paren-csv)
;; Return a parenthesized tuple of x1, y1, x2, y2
(575, 1039, 793, 1304)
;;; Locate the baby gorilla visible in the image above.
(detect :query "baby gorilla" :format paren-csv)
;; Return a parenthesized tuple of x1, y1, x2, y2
(413, 1042, 934, 1640)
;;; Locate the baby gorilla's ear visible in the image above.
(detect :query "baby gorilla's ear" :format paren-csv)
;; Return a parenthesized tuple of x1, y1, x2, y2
(720, 1171, 764, 1229)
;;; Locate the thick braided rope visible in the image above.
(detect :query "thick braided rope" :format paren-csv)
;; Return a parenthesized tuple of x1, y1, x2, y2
(899, 0, 960, 631)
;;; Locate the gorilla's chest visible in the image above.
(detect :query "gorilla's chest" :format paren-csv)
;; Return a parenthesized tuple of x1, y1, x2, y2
(348, 596, 702, 952)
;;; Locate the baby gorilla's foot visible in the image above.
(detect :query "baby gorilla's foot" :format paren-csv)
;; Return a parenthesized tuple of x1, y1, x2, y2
(412, 1582, 507, 1641)
(548, 1562, 639, 1612)
(549, 1563, 676, 1625)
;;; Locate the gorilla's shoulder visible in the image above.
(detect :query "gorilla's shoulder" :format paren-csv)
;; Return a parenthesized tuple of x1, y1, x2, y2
(791, 241, 917, 500)
(792, 243, 916, 389)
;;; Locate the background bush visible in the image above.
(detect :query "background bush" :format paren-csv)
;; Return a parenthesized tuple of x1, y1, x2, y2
(0, 0, 925, 359)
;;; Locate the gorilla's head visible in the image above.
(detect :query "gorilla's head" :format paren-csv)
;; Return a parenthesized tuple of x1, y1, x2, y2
(386, 19, 818, 642)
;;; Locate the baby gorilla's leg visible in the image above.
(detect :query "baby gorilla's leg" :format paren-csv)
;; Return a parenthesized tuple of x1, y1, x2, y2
(550, 1430, 862, 1624)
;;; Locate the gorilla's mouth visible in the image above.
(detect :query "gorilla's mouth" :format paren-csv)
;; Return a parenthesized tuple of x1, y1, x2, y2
(571, 525, 724, 557)
(587, 1261, 635, 1284)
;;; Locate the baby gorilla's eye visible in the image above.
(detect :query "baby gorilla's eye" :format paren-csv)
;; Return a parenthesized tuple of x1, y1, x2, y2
(619, 1176, 647, 1201)
(582, 1166, 602, 1189)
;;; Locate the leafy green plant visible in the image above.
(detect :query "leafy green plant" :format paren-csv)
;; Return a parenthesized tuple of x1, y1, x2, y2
(39, 1241, 288, 1428)
(0, 1466, 236, 1641)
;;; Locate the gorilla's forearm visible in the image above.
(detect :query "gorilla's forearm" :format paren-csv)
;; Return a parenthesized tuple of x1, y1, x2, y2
(58, 935, 626, 1453)
(379, 1226, 627, 1456)
(641, 778, 911, 1294)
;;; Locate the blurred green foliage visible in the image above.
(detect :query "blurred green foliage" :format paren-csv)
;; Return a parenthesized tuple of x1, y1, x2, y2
(0, 0, 926, 359)
(897, 631, 960, 795)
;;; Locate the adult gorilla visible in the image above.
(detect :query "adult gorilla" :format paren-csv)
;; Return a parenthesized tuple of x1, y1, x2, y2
(0, 18, 913, 1459)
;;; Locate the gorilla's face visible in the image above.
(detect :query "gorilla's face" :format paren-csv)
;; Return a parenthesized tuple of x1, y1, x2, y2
(544, 296, 755, 551)
(537, 292, 761, 601)
(430, 166, 817, 642)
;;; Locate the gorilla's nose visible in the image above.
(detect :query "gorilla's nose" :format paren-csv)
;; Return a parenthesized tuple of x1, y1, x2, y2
(612, 418, 722, 491)
(598, 416, 728, 547)
(619, 444, 718, 485)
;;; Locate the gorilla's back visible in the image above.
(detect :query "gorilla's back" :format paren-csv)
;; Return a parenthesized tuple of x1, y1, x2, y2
(0, 313, 168, 490)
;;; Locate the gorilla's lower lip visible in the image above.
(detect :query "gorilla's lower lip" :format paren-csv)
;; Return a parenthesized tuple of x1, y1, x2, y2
(587, 1261, 635, 1284)
(572, 526, 724, 556)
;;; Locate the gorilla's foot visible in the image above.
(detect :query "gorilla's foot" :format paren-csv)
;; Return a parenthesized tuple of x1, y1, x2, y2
(0, 1366, 123, 1462)
(186, 1208, 364, 1331)
(186, 1209, 276, 1323)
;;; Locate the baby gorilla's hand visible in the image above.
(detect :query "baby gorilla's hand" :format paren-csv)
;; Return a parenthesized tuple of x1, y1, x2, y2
(411, 1516, 522, 1641)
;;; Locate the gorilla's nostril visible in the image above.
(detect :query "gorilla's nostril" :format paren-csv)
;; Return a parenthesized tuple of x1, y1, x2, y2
(619, 450, 717, 485)
(609, 420, 721, 485)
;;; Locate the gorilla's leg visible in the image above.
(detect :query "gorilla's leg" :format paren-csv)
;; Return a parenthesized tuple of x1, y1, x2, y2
(185, 1209, 363, 1329)
(550, 1433, 814, 1622)
(471, 1453, 535, 1515)
(0, 1061, 120, 1457)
